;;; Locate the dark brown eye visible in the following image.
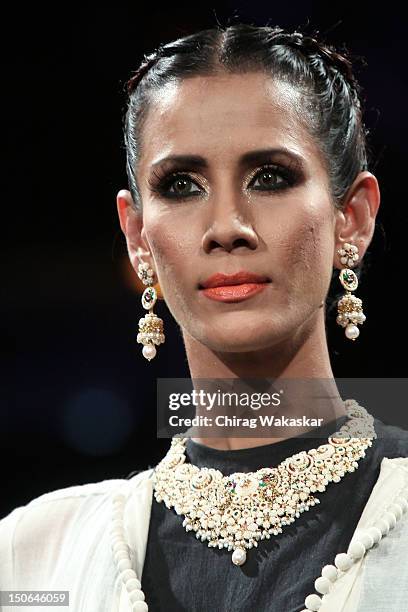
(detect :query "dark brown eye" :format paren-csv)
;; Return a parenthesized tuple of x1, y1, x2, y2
(149, 162, 297, 201)
(250, 168, 286, 190)
(171, 177, 197, 196)
(165, 174, 201, 198)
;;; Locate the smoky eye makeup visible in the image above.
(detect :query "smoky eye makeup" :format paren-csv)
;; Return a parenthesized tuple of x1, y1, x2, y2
(146, 154, 304, 201)
(147, 167, 204, 199)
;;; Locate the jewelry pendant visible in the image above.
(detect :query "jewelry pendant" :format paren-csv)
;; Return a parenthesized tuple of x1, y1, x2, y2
(153, 400, 376, 565)
(136, 259, 165, 361)
(142, 286, 157, 310)
(137, 312, 165, 361)
(336, 243, 366, 341)
(232, 547, 247, 566)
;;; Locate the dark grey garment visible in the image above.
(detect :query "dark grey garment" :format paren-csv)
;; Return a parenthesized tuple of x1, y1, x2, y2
(141, 416, 408, 612)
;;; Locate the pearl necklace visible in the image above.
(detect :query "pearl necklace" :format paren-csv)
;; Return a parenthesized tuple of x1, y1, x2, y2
(109, 400, 408, 611)
(153, 399, 375, 566)
(110, 486, 408, 612)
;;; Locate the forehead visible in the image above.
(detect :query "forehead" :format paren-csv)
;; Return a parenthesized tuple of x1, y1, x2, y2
(139, 72, 321, 170)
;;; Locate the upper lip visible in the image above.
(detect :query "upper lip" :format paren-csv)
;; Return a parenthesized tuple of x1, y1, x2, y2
(199, 270, 271, 289)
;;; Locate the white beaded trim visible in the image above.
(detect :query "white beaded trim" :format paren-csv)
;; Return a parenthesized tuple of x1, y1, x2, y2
(111, 475, 408, 612)
(299, 482, 408, 611)
(110, 492, 149, 611)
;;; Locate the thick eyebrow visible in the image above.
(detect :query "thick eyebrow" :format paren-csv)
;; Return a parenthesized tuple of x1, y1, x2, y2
(150, 147, 305, 172)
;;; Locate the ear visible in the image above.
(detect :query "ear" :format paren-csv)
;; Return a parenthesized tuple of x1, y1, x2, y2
(116, 189, 154, 273)
(333, 171, 381, 267)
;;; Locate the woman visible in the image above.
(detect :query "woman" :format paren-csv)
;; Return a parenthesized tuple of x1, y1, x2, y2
(1, 22, 408, 612)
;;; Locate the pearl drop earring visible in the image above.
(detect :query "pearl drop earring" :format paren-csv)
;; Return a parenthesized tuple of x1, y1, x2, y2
(336, 242, 366, 341)
(136, 258, 165, 361)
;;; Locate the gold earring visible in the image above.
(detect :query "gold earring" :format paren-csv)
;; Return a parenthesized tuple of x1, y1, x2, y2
(336, 242, 366, 341)
(136, 258, 165, 361)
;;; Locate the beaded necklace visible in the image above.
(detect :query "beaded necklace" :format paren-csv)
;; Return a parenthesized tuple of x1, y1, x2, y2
(152, 399, 375, 566)
(109, 399, 408, 610)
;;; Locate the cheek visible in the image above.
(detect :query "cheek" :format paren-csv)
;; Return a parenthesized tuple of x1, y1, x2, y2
(143, 217, 195, 300)
(146, 231, 178, 285)
(271, 208, 334, 297)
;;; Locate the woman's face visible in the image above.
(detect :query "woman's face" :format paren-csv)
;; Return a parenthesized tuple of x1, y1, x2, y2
(133, 73, 338, 352)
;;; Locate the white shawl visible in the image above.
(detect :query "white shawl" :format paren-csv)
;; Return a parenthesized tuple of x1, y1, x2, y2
(1, 457, 407, 611)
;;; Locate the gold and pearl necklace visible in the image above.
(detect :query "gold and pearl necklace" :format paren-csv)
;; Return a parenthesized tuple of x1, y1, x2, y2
(152, 399, 376, 566)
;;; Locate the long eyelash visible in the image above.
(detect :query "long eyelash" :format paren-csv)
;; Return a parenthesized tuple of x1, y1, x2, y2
(147, 168, 173, 193)
(148, 163, 297, 198)
(147, 167, 202, 198)
(250, 163, 297, 186)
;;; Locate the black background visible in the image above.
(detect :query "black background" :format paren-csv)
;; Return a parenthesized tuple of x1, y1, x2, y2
(4, 2, 407, 517)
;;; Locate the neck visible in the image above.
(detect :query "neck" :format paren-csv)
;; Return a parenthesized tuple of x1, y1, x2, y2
(181, 312, 346, 450)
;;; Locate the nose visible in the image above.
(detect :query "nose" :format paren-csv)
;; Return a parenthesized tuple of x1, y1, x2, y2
(201, 199, 259, 254)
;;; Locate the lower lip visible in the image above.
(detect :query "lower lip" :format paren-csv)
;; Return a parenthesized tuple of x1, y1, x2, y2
(200, 282, 270, 302)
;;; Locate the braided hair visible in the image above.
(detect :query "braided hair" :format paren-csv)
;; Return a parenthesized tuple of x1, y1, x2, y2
(122, 24, 371, 219)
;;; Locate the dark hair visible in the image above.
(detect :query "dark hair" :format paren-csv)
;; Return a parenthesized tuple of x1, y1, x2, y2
(121, 23, 377, 331)
(122, 23, 372, 215)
